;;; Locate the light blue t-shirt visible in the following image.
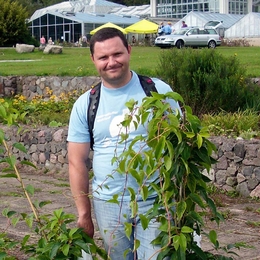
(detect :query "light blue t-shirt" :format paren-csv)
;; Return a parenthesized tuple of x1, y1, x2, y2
(67, 71, 181, 200)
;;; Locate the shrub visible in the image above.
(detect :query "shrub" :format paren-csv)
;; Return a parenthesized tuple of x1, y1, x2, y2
(202, 109, 260, 138)
(156, 48, 260, 116)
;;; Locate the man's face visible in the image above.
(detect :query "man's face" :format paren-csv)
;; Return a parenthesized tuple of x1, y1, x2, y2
(91, 36, 131, 88)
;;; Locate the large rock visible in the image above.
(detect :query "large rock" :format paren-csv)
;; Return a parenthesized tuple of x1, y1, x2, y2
(43, 45, 63, 54)
(16, 44, 35, 53)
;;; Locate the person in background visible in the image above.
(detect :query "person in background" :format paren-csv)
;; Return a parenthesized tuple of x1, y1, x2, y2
(40, 36, 46, 47)
(131, 35, 136, 46)
(158, 21, 164, 36)
(48, 37, 53, 45)
(79, 36, 82, 47)
(163, 22, 172, 35)
(67, 27, 181, 260)
(182, 21, 188, 28)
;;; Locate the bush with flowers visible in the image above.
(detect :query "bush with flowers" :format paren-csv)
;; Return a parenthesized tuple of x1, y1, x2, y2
(0, 88, 85, 126)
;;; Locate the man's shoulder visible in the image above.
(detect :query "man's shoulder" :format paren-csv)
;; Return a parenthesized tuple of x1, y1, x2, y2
(150, 78, 171, 91)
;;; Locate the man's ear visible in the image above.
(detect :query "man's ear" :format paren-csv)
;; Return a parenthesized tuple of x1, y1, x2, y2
(128, 44, 132, 54)
(90, 54, 94, 63)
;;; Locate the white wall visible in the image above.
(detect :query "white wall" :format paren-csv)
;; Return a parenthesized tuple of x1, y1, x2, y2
(225, 12, 260, 37)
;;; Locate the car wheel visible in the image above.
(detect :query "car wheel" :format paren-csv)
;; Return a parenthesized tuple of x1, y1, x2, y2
(208, 40, 216, 49)
(176, 40, 184, 49)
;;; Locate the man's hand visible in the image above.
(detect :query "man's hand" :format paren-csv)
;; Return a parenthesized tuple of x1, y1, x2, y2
(78, 216, 95, 238)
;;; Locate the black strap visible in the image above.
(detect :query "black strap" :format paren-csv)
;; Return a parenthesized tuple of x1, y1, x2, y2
(87, 83, 101, 150)
(137, 74, 157, 96)
(87, 75, 157, 150)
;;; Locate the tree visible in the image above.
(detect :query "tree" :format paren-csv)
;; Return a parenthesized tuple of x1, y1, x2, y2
(0, 0, 30, 46)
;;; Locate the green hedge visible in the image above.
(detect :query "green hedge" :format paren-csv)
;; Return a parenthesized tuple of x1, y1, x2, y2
(156, 48, 260, 115)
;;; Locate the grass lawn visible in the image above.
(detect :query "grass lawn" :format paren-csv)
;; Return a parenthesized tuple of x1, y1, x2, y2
(0, 46, 260, 77)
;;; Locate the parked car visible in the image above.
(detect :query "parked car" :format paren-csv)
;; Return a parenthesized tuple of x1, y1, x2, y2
(154, 27, 222, 49)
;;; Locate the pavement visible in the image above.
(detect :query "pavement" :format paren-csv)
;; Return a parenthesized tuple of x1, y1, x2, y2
(0, 171, 260, 260)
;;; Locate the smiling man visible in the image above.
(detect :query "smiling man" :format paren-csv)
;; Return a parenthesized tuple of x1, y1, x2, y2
(67, 27, 181, 260)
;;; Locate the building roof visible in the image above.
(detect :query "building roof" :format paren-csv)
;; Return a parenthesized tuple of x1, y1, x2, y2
(172, 11, 244, 30)
(31, 10, 140, 25)
(108, 5, 151, 18)
(29, 0, 150, 22)
(225, 12, 260, 38)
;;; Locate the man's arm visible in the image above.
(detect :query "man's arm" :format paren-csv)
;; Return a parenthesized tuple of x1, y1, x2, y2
(68, 142, 94, 238)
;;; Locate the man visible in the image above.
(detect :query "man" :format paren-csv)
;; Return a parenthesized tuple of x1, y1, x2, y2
(163, 22, 172, 35)
(181, 21, 188, 28)
(67, 27, 181, 259)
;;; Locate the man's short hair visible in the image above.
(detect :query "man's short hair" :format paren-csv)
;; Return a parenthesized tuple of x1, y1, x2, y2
(89, 27, 128, 55)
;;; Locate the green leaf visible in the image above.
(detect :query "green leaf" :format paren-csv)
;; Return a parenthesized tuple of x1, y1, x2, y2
(139, 214, 149, 230)
(185, 131, 195, 138)
(13, 142, 27, 153)
(189, 193, 205, 208)
(0, 106, 7, 118)
(127, 187, 136, 201)
(62, 243, 70, 256)
(0, 129, 5, 143)
(11, 217, 20, 227)
(209, 230, 217, 245)
(164, 155, 172, 171)
(124, 222, 132, 240)
(6, 210, 17, 218)
(25, 184, 35, 196)
(0, 252, 7, 259)
(155, 136, 165, 160)
(74, 240, 92, 253)
(21, 160, 37, 168)
(181, 226, 193, 234)
(176, 201, 186, 221)
(21, 234, 30, 247)
(197, 134, 203, 149)
(179, 233, 187, 251)
(172, 235, 180, 251)
(129, 168, 141, 184)
(25, 216, 34, 228)
(133, 239, 140, 251)
(49, 242, 61, 259)
(140, 186, 148, 201)
(39, 200, 52, 208)
(0, 173, 17, 178)
(6, 155, 16, 167)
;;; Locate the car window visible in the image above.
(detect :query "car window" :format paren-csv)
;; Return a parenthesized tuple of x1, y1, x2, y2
(199, 29, 208, 34)
(189, 29, 198, 35)
(207, 29, 218, 34)
(173, 29, 189, 35)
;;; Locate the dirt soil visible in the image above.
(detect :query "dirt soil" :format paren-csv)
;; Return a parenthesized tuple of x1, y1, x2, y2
(0, 171, 260, 260)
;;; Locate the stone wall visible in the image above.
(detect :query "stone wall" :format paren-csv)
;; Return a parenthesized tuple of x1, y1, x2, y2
(1, 124, 260, 198)
(207, 137, 260, 198)
(0, 76, 260, 100)
(0, 76, 100, 99)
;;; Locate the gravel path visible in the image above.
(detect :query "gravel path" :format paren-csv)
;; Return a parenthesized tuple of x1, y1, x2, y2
(1, 172, 260, 259)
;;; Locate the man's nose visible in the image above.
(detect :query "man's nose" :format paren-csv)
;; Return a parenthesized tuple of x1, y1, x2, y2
(108, 56, 117, 65)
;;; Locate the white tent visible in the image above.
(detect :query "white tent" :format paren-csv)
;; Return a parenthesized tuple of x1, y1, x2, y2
(225, 12, 260, 38)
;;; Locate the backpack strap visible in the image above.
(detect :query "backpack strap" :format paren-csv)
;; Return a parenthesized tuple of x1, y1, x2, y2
(87, 75, 157, 150)
(138, 74, 157, 96)
(87, 82, 101, 150)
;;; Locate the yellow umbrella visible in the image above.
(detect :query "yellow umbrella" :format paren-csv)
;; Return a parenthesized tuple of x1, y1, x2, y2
(90, 22, 127, 35)
(125, 19, 158, 34)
